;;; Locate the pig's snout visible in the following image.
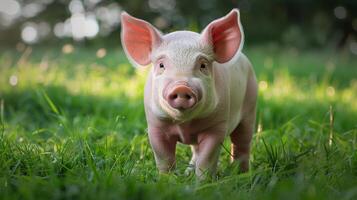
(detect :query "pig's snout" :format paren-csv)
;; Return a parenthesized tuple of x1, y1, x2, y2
(165, 85, 197, 110)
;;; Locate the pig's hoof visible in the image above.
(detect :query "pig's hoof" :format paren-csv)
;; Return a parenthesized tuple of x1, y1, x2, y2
(231, 159, 249, 173)
(184, 164, 195, 176)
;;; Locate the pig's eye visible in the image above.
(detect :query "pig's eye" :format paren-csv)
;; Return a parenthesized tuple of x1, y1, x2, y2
(199, 61, 209, 75)
(159, 63, 165, 69)
(157, 62, 165, 75)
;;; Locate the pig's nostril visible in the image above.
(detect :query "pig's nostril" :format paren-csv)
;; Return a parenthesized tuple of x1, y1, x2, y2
(171, 94, 178, 99)
(185, 94, 191, 99)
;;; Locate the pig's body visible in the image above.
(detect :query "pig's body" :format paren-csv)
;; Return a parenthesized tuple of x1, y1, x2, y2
(121, 9, 257, 177)
(145, 53, 255, 144)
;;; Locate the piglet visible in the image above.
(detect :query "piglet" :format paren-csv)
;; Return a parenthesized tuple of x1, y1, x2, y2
(120, 9, 257, 177)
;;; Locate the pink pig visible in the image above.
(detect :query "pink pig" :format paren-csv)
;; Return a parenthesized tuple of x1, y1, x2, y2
(121, 9, 257, 177)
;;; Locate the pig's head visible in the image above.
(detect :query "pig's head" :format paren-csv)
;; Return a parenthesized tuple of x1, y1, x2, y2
(121, 9, 244, 122)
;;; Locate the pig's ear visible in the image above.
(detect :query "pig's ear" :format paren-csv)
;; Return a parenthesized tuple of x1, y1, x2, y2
(121, 12, 163, 67)
(201, 9, 244, 63)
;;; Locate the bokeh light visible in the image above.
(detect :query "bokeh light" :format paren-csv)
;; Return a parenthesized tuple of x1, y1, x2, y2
(327, 86, 335, 97)
(9, 75, 18, 86)
(62, 44, 74, 54)
(21, 23, 39, 44)
(95, 3, 121, 36)
(148, 0, 176, 11)
(69, 13, 99, 40)
(0, 0, 20, 16)
(0, 0, 21, 27)
(71, 13, 86, 40)
(334, 6, 347, 19)
(22, 2, 44, 18)
(84, 15, 99, 38)
(350, 42, 357, 55)
(0, 0, 354, 53)
(96, 48, 106, 58)
(259, 81, 268, 91)
(69, 0, 84, 14)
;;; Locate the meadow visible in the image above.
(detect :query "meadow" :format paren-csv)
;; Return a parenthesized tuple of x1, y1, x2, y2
(0, 45, 356, 200)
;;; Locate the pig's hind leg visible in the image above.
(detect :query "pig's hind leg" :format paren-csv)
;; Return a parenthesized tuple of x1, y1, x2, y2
(230, 72, 257, 172)
(230, 116, 255, 172)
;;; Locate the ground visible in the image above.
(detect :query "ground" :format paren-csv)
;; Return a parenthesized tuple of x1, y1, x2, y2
(0, 45, 356, 200)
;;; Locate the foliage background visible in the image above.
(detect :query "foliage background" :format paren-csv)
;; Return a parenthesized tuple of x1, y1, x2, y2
(0, 0, 357, 200)
(0, 0, 356, 50)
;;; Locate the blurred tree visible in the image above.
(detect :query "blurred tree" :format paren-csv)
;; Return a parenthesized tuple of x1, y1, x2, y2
(0, 0, 355, 51)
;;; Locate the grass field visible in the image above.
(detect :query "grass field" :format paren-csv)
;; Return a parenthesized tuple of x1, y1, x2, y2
(0, 45, 356, 200)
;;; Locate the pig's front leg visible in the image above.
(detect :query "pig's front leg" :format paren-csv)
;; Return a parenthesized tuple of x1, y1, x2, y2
(185, 145, 198, 175)
(148, 127, 177, 173)
(195, 132, 225, 177)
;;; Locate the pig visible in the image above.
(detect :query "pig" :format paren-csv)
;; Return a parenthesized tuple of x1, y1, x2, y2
(120, 9, 257, 177)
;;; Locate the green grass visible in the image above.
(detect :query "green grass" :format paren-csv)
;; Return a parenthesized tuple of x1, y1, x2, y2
(0, 45, 356, 200)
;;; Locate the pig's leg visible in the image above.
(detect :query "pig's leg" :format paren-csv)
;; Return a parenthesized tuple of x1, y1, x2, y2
(148, 129, 177, 173)
(230, 117, 254, 172)
(195, 133, 225, 177)
(185, 145, 198, 175)
(230, 70, 257, 172)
